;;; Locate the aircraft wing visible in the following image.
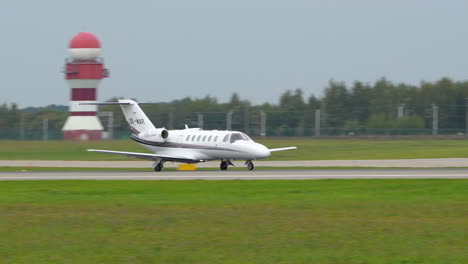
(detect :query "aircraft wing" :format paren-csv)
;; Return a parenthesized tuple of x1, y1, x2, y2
(269, 147, 297, 152)
(87, 149, 201, 163)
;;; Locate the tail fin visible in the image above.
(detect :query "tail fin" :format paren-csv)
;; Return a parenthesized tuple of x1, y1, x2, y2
(117, 99, 156, 134)
(79, 99, 157, 134)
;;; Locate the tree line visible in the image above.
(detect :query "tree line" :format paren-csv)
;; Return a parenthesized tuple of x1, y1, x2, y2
(1, 77, 468, 139)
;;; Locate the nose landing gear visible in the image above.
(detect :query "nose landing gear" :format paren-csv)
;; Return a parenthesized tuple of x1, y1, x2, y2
(219, 160, 255, 171)
(246, 160, 254, 171)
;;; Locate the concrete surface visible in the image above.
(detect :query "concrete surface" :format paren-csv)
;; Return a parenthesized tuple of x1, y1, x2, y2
(1, 158, 468, 168)
(1, 169, 468, 180)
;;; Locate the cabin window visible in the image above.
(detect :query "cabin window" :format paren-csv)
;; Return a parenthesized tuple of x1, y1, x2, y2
(197, 135, 201, 141)
(208, 135, 212, 142)
(186, 135, 190, 141)
(230, 133, 245, 143)
(202, 135, 207, 142)
(214, 136, 218, 142)
(223, 134, 230, 142)
(192, 135, 196, 141)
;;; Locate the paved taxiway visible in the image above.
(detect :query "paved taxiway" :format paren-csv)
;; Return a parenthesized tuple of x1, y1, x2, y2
(1, 169, 468, 180)
(3, 158, 468, 168)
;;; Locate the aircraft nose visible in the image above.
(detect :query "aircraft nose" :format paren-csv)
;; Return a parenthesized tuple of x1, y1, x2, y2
(255, 144, 270, 159)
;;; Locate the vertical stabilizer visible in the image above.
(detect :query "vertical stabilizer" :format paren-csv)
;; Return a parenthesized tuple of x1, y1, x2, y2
(118, 99, 156, 134)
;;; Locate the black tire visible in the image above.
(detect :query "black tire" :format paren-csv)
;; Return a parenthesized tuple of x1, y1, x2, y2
(220, 161, 228, 171)
(247, 161, 254, 171)
(154, 163, 163, 172)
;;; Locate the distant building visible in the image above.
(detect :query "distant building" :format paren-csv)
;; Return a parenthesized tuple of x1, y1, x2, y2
(62, 32, 109, 140)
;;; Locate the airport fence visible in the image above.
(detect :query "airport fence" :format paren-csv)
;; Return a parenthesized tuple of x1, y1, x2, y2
(2, 127, 467, 141)
(1, 106, 468, 140)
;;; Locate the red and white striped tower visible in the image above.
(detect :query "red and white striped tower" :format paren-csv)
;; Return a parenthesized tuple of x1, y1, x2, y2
(62, 32, 109, 140)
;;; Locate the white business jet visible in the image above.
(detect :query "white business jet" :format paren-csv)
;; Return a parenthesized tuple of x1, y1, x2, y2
(84, 99, 297, 171)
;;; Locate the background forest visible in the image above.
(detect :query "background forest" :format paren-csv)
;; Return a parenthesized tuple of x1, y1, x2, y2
(2, 78, 468, 139)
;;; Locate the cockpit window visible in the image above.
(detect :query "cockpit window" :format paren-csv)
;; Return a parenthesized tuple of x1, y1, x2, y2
(230, 133, 245, 143)
(241, 133, 252, 141)
(223, 134, 230, 142)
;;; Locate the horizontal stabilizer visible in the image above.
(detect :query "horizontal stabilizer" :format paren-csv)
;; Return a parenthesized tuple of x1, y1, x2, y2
(79, 102, 133, 105)
(87, 149, 201, 163)
(269, 147, 297, 152)
(79, 102, 158, 106)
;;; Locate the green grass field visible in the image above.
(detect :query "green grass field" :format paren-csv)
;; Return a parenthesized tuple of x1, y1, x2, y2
(0, 180, 466, 263)
(2, 139, 468, 160)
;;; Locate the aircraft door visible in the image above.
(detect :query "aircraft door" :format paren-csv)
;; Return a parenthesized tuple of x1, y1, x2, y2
(177, 135, 184, 147)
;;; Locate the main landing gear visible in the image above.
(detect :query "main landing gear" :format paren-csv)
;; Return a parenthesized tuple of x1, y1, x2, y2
(220, 160, 229, 171)
(153, 161, 164, 172)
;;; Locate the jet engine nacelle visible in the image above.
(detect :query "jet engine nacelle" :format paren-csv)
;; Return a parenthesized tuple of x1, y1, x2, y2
(139, 128, 169, 142)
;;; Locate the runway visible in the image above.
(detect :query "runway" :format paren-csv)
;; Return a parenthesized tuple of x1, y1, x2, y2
(3, 158, 468, 168)
(1, 169, 468, 180)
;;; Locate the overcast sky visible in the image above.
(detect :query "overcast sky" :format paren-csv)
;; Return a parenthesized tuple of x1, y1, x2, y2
(1, 0, 468, 107)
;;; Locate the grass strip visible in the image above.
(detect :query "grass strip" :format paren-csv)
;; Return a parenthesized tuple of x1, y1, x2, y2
(3, 139, 468, 160)
(0, 179, 466, 263)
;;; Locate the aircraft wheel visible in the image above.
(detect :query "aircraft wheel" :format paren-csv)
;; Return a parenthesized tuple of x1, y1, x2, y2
(220, 161, 228, 171)
(247, 161, 254, 171)
(154, 163, 163, 172)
